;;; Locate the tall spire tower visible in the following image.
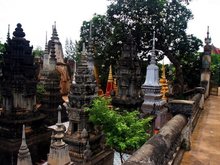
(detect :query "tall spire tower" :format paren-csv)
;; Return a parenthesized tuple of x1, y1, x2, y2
(17, 125, 32, 165)
(43, 31, 49, 69)
(6, 24, 10, 42)
(64, 34, 114, 164)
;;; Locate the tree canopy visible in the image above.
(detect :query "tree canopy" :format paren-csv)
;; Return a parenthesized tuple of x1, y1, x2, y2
(86, 97, 153, 163)
(78, 0, 202, 94)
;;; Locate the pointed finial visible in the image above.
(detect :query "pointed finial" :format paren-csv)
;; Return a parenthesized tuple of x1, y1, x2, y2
(205, 26, 211, 45)
(17, 124, 32, 165)
(57, 105, 62, 124)
(108, 65, 113, 82)
(7, 24, 10, 42)
(51, 21, 59, 41)
(21, 124, 26, 146)
(150, 31, 156, 64)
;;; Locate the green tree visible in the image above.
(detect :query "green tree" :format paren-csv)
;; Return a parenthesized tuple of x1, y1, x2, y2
(86, 97, 153, 163)
(79, 0, 202, 94)
(32, 46, 43, 58)
(211, 54, 220, 86)
(0, 41, 5, 63)
(36, 83, 46, 104)
(65, 38, 81, 62)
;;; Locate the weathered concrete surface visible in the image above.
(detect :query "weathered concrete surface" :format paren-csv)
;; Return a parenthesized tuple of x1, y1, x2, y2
(124, 114, 187, 165)
(181, 95, 220, 165)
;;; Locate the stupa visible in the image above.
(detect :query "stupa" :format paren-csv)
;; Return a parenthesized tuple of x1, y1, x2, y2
(0, 23, 51, 164)
(64, 40, 114, 165)
(141, 31, 168, 130)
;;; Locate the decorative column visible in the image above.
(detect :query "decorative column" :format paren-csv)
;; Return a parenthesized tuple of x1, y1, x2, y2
(141, 31, 168, 130)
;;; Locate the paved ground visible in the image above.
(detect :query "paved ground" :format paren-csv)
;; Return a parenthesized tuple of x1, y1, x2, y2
(181, 95, 220, 165)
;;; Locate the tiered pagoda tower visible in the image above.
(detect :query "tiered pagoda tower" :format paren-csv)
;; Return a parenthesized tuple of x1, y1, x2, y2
(112, 35, 143, 110)
(64, 45, 114, 165)
(38, 36, 68, 126)
(141, 31, 168, 130)
(0, 23, 51, 164)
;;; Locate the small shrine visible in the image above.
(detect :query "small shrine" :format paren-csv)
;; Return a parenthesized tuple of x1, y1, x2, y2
(141, 31, 168, 130)
(0, 23, 51, 164)
(111, 35, 143, 110)
(64, 43, 114, 165)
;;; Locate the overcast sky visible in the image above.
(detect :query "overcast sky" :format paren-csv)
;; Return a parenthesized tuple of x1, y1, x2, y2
(0, 0, 220, 50)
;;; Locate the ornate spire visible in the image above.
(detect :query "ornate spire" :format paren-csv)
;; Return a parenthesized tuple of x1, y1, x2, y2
(17, 125, 32, 165)
(13, 23, 25, 38)
(52, 21, 59, 40)
(43, 31, 49, 69)
(150, 31, 156, 65)
(143, 31, 159, 86)
(159, 64, 169, 101)
(44, 31, 49, 56)
(7, 24, 10, 42)
(141, 31, 167, 129)
(87, 20, 94, 72)
(49, 38, 57, 70)
(205, 26, 211, 46)
(105, 65, 114, 97)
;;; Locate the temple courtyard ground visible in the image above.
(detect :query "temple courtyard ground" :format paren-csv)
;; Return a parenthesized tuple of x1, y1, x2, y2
(181, 95, 220, 165)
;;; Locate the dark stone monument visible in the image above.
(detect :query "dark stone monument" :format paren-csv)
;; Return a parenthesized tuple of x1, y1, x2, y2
(112, 35, 143, 110)
(0, 23, 51, 165)
(64, 48, 114, 165)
